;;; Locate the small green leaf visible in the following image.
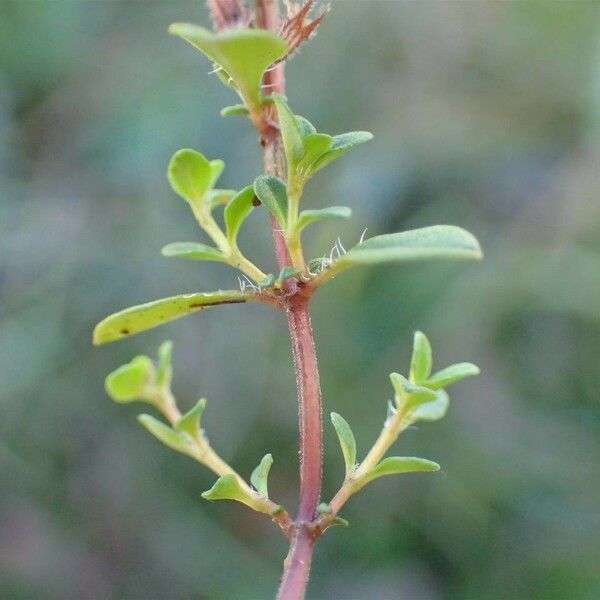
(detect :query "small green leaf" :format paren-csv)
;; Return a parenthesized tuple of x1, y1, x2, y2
(168, 149, 215, 205)
(254, 175, 288, 228)
(312, 131, 374, 173)
(161, 242, 227, 262)
(250, 453, 273, 498)
(361, 457, 440, 487)
(138, 414, 195, 457)
(331, 412, 357, 478)
(273, 95, 304, 171)
(410, 331, 433, 383)
(105, 356, 155, 403)
(169, 25, 288, 109)
(410, 389, 450, 422)
(295, 115, 316, 136)
(390, 372, 437, 406)
(156, 341, 173, 388)
(220, 104, 250, 117)
(202, 474, 265, 511)
(426, 363, 480, 390)
(224, 186, 256, 244)
(319, 226, 483, 283)
(175, 398, 206, 437)
(301, 133, 334, 168)
(297, 206, 352, 233)
(316, 503, 349, 530)
(93, 290, 253, 345)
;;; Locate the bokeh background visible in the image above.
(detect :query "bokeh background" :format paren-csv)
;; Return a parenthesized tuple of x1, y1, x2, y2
(1, 1, 599, 598)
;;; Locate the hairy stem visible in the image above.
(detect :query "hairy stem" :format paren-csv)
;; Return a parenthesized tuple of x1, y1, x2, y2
(254, 2, 323, 598)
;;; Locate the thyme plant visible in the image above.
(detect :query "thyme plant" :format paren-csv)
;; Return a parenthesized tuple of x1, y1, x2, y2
(93, 2, 483, 598)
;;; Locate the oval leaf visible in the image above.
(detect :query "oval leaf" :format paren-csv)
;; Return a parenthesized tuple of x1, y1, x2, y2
(105, 356, 155, 403)
(312, 131, 373, 173)
(168, 149, 214, 204)
(138, 414, 195, 458)
(250, 453, 273, 498)
(331, 412, 357, 478)
(161, 242, 226, 262)
(317, 225, 483, 285)
(202, 474, 266, 512)
(410, 331, 433, 383)
(301, 133, 334, 168)
(224, 186, 256, 244)
(390, 372, 437, 407)
(169, 25, 288, 109)
(254, 175, 288, 228)
(297, 206, 352, 233)
(273, 94, 304, 171)
(93, 290, 253, 345)
(410, 389, 450, 422)
(361, 456, 440, 487)
(426, 363, 480, 390)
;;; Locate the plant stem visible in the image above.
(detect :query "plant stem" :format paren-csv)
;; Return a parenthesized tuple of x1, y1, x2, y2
(254, 2, 323, 598)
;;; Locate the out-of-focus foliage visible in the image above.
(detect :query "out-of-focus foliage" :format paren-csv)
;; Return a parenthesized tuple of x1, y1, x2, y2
(1, 1, 599, 598)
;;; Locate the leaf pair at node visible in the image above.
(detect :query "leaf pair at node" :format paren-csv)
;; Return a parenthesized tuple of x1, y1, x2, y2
(273, 94, 373, 194)
(106, 342, 283, 516)
(202, 453, 276, 513)
(330, 412, 440, 491)
(390, 331, 480, 423)
(253, 174, 352, 235)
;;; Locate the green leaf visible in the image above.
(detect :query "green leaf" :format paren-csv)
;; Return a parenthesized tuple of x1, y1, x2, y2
(410, 331, 433, 383)
(224, 186, 256, 244)
(321, 226, 483, 282)
(208, 159, 225, 188)
(161, 242, 227, 262)
(426, 363, 480, 390)
(202, 474, 264, 511)
(390, 372, 437, 406)
(175, 398, 206, 437)
(250, 453, 273, 498)
(254, 175, 288, 228)
(168, 149, 215, 205)
(295, 115, 316, 136)
(220, 104, 250, 117)
(331, 412, 357, 478)
(138, 414, 195, 458)
(301, 133, 333, 167)
(93, 290, 253, 345)
(297, 206, 352, 233)
(105, 356, 155, 403)
(312, 131, 374, 173)
(156, 341, 173, 388)
(273, 95, 304, 171)
(410, 389, 450, 422)
(361, 457, 440, 487)
(169, 25, 288, 109)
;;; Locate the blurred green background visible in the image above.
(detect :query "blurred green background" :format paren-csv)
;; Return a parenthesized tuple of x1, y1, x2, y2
(1, 1, 599, 598)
